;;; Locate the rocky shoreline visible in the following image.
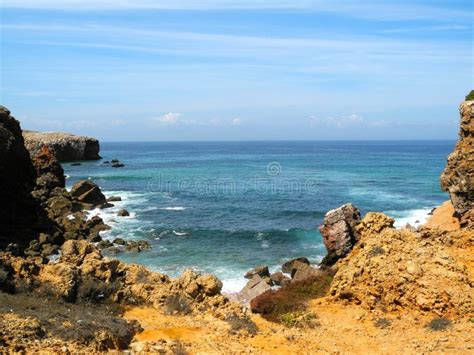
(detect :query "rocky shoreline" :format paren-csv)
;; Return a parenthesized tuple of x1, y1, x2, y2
(1, 94, 473, 353)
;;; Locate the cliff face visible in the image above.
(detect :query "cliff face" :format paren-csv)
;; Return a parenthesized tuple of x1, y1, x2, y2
(0, 107, 38, 248)
(23, 131, 101, 162)
(441, 97, 474, 229)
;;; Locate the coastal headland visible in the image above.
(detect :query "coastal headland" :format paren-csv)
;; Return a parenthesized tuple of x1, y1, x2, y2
(0, 95, 473, 353)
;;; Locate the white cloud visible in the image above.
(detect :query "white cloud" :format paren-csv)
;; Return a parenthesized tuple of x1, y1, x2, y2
(155, 112, 181, 124)
(310, 114, 364, 128)
(231, 118, 242, 126)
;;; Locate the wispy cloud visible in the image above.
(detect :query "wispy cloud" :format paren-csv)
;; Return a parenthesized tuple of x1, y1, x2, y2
(1, 0, 471, 21)
(310, 114, 390, 129)
(383, 24, 471, 34)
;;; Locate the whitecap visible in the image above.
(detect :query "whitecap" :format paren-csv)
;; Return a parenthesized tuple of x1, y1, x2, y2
(173, 230, 189, 236)
(160, 207, 187, 211)
(389, 208, 433, 229)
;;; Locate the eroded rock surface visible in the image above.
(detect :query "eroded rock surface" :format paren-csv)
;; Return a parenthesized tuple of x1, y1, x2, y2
(23, 130, 101, 162)
(0, 106, 38, 249)
(319, 204, 361, 266)
(441, 98, 474, 229)
(330, 213, 473, 317)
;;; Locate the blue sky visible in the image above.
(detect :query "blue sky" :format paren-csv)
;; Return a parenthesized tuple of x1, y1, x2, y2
(0, 0, 472, 141)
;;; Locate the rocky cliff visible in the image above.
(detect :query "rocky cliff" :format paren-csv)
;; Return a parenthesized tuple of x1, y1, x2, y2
(23, 131, 101, 162)
(0, 107, 38, 249)
(441, 93, 474, 229)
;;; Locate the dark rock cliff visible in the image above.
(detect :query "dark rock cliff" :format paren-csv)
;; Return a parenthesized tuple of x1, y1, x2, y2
(0, 106, 38, 248)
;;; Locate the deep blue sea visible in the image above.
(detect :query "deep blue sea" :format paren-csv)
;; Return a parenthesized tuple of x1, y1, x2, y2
(64, 141, 454, 292)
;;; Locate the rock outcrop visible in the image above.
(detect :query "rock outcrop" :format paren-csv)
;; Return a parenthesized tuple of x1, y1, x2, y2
(70, 180, 107, 209)
(0, 106, 38, 249)
(23, 131, 101, 162)
(329, 213, 473, 317)
(441, 95, 474, 229)
(319, 203, 361, 266)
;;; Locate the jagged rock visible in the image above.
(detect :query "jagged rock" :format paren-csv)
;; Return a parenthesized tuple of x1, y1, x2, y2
(441, 97, 474, 229)
(237, 275, 271, 304)
(319, 203, 361, 266)
(270, 272, 291, 287)
(245, 265, 270, 280)
(329, 214, 473, 317)
(112, 162, 125, 168)
(355, 212, 394, 235)
(70, 180, 107, 208)
(97, 240, 113, 249)
(31, 146, 65, 200)
(0, 106, 38, 249)
(113, 238, 126, 245)
(117, 209, 130, 217)
(23, 131, 101, 162)
(282, 257, 310, 274)
(125, 240, 150, 252)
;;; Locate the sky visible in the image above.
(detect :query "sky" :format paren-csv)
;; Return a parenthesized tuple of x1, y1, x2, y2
(0, 0, 473, 141)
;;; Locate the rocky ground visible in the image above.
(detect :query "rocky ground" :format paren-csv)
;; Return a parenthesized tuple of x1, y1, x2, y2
(1, 95, 473, 353)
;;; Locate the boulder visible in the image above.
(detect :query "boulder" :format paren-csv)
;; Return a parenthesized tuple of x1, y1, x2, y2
(117, 209, 130, 217)
(270, 272, 291, 287)
(237, 275, 272, 304)
(107, 196, 122, 202)
(319, 203, 361, 266)
(125, 240, 151, 252)
(441, 96, 474, 229)
(244, 265, 270, 279)
(23, 130, 101, 162)
(70, 180, 107, 208)
(292, 264, 323, 282)
(112, 162, 125, 168)
(282, 257, 310, 274)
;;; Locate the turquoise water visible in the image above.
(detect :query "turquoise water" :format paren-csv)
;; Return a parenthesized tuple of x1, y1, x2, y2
(65, 141, 454, 292)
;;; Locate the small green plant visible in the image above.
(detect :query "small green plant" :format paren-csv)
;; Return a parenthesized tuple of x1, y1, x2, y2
(374, 318, 391, 329)
(466, 90, 474, 101)
(426, 317, 452, 331)
(280, 311, 319, 328)
(250, 270, 335, 323)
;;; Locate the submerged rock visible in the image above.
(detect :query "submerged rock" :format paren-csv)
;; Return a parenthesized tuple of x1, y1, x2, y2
(23, 130, 101, 162)
(319, 203, 361, 266)
(117, 209, 130, 217)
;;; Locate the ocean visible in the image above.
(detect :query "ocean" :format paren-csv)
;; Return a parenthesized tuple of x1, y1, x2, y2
(64, 140, 455, 292)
